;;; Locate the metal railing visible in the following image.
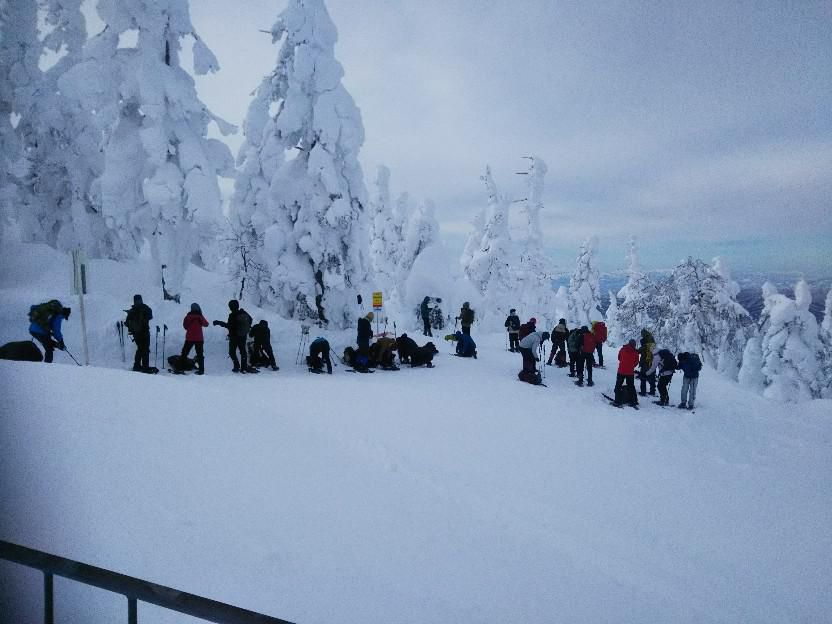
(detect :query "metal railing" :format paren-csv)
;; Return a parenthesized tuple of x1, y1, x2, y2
(0, 540, 295, 624)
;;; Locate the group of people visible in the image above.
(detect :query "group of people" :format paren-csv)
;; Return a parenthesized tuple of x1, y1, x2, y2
(506, 312, 702, 409)
(343, 310, 440, 372)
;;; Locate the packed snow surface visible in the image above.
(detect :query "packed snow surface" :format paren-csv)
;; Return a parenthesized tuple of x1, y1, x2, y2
(1, 243, 831, 623)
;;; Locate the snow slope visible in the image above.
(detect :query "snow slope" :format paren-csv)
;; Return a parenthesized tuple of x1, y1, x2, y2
(1, 243, 831, 624)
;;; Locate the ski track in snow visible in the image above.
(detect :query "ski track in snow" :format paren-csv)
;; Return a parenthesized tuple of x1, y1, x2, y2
(1, 242, 831, 624)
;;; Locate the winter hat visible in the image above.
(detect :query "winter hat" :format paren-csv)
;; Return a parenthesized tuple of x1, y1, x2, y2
(228, 299, 239, 311)
(190, 303, 202, 314)
(628, 339, 637, 348)
(366, 311, 374, 321)
(62, 307, 71, 319)
(529, 317, 537, 324)
(541, 331, 550, 341)
(462, 302, 469, 308)
(133, 294, 143, 304)
(510, 308, 516, 313)
(581, 325, 588, 332)
(259, 319, 268, 327)
(559, 318, 566, 324)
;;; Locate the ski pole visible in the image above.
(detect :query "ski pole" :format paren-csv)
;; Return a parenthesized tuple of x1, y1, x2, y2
(162, 324, 167, 364)
(155, 326, 160, 368)
(63, 346, 82, 366)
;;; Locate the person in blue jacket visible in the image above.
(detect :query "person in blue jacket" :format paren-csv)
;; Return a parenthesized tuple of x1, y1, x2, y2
(454, 330, 477, 358)
(676, 352, 702, 409)
(29, 300, 71, 363)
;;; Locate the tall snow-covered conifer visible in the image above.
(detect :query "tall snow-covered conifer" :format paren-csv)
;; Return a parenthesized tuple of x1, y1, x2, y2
(460, 205, 486, 281)
(568, 236, 602, 327)
(369, 165, 401, 295)
(231, 0, 369, 326)
(62, 0, 235, 300)
(613, 236, 656, 341)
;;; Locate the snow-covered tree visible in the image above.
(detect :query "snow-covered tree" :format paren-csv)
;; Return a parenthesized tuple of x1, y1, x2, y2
(820, 289, 832, 398)
(399, 198, 439, 287)
(738, 335, 765, 393)
(568, 236, 602, 327)
(369, 165, 402, 295)
(653, 257, 754, 375)
(0, 0, 20, 239)
(605, 290, 624, 346)
(231, 0, 369, 326)
(613, 236, 656, 343)
(757, 280, 823, 402)
(513, 156, 554, 324)
(460, 205, 486, 280)
(466, 167, 514, 324)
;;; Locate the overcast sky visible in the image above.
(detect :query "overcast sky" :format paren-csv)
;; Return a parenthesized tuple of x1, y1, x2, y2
(182, 0, 831, 275)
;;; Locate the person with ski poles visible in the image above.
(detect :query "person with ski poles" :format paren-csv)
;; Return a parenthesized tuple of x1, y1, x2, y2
(28, 299, 70, 363)
(125, 294, 153, 372)
(456, 302, 475, 337)
(213, 299, 254, 373)
(575, 325, 597, 387)
(504, 308, 521, 352)
(181, 303, 208, 375)
(518, 329, 549, 382)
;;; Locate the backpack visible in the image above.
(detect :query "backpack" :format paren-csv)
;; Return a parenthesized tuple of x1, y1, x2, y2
(690, 354, 702, 373)
(592, 321, 607, 343)
(234, 309, 253, 337)
(29, 300, 62, 330)
(167, 355, 196, 372)
(518, 322, 534, 340)
(662, 352, 678, 371)
(125, 306, 148, 335)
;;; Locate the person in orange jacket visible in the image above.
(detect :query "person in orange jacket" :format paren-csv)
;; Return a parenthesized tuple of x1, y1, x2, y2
(591, 320, 607, 367)
(613, 339, 640, 406)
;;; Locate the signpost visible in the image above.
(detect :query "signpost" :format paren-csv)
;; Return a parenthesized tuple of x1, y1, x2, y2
(372, 292, 383, 335)
(71, 250, 90, 365)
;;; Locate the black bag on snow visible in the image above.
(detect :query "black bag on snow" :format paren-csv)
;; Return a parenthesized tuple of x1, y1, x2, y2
(167, 355, 196, 372)
(0, 340, 44, 362)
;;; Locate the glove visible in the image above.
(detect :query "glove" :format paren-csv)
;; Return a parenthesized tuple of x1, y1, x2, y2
(56, 340, 66, 351)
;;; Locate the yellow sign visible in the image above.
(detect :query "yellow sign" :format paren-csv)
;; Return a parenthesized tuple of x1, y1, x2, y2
(372, 291, 383, 309)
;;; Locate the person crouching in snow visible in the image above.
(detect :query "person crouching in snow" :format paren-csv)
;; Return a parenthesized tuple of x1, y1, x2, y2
(454, 331, 477, 358)
(518, 330, 549, 383)
(614, 339, 640, 407)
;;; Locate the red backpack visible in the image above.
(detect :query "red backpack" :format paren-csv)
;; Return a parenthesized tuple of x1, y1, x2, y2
(592, 321, 607, 343)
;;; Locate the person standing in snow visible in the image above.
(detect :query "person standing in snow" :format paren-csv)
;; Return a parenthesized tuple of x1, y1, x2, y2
(547, 318, 569, 366)
(504, 308, 521, 352)
(613, 339, 640, 407)
(28, 300, 70, 363)
(566, 326, 582, 377)
(181, 303, 208, 375)
(638, 336, 657, 397)
(249, 319, 278, 371)
(654, 349, 678, 406)
(420, 297, 433, 337)
(357, 311, 374, 357)
(676, 352, 702, 409)
(125, 294, 153, 372)
(591, 320, 607, 367)
(575, 325, 597, 387)
(307, 337, 333, 374)
(456, 302, 475, 337)
(213, 300, 254, 373)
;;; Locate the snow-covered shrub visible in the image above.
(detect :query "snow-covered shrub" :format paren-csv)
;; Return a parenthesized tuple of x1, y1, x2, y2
(568, 236, 602, 328)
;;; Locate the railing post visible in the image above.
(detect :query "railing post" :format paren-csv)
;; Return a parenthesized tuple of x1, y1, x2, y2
(44, 572, 54, 624)
(128, 597, 137, 624)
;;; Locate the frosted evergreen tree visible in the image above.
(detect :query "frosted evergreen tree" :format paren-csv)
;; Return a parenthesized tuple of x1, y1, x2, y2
(460, 205, 486, 281)
(0, 0, 20, 239)
(820, 289, 832, 398)
(466, 167, 514, 325)
(514, 156, 554, 324)
(568, 236, 602, 327)
(758, 280, 823, 401)
(605, 291, 624, 346)
(231, 0, 369, 326)
(61, 0, 236, 300)
(368, 165, 401, 295)
(399, 198, 439, 283)
(653, 257, 753, 376)
(614, 235, 657, 341)
(738, 335, 765, 393)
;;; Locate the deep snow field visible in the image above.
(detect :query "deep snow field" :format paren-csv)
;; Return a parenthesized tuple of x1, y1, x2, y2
(1, 242, 831, 624)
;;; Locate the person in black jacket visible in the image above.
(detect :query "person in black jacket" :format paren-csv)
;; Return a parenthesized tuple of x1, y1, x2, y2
(308, 337, 333, 374)
(420, 297, 433, 337)
(126, 294, 153, 372)
(213, 299, 253, 372)
(357, 312, 374, 356)
(504, 308, 520, 352)
(249, 320, 278, 371)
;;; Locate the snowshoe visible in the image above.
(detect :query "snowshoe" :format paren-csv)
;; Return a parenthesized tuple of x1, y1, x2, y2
(141, 366, 159, 374)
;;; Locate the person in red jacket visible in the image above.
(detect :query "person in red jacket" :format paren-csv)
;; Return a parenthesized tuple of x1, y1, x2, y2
(613, 339, 640, 406)
(181, 303, 209, 374)
(575, 325, 597, 387)
(591, 320, 607, 367)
